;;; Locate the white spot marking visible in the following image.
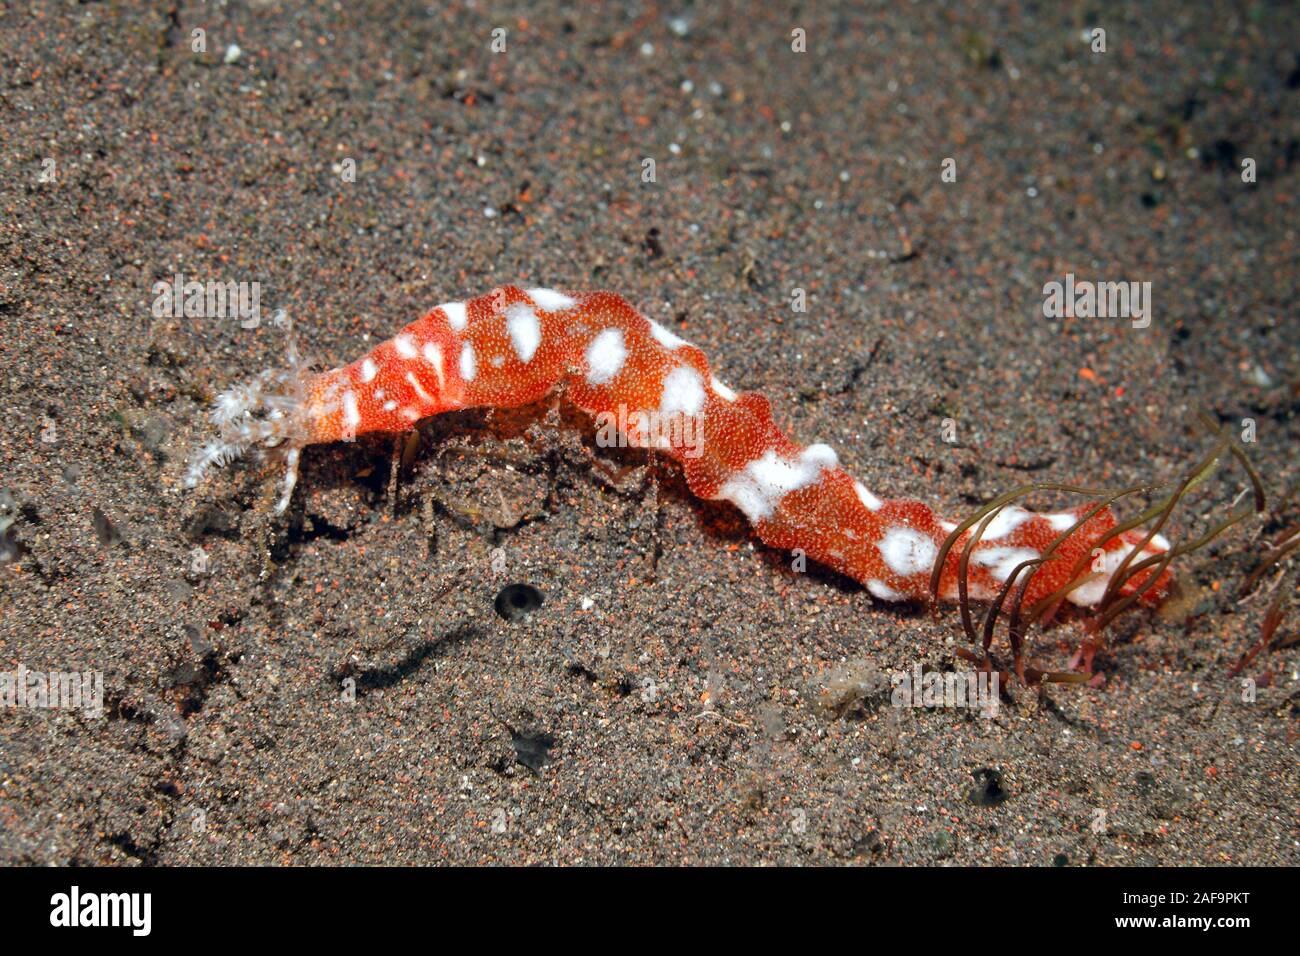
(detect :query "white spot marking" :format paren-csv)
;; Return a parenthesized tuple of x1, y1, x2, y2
(383, 400, 398, 412)
(406, 371, 434, 405)
(394, 334, 418, 359)
(972, 546, 1040, 583)
(506, 303, 542, 363)
(585, 329, 626, 385)
(648, 319, 690, 350)
(440, 302, 468, 331)
(716, 444, 839, 523)
(421, 342, 446, 389)
(527, 287, 577, 312)
(867, 579, 905, 601)
(1046, 512, 1079, 532)
(359, 358, 378, 383)
(876, 527, 938, 577)
(853, 480, 883, 512)
(660, 366, 705, 417)
(459, 342, 477, 381)
(710, 376, 737, 401)
(979, 506, 1031, 540)
(1066, 545, 1134, 607)
(342, 391, 360, 430)
(1066, 535, 1170, 606)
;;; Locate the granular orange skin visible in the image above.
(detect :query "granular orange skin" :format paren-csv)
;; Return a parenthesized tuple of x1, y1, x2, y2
(287, 285, 1171, 608)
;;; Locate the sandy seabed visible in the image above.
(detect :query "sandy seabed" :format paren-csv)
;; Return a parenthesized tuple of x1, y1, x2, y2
(0, 1, 1296, 865)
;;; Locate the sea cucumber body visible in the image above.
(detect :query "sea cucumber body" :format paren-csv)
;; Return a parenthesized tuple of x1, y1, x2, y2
(289, 286, 1170, 608)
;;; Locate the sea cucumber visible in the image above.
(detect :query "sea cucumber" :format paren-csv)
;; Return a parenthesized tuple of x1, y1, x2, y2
(186, 285, 1172, 610)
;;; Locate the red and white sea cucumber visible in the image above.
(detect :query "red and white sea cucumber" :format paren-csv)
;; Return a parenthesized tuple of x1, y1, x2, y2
(186, 286, 1172, 609)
